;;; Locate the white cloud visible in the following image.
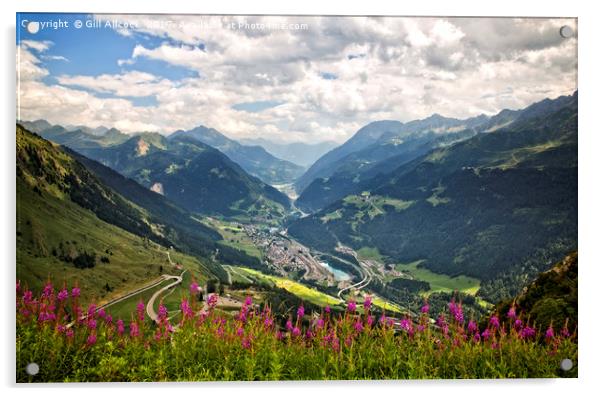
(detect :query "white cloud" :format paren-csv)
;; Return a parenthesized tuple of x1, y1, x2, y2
(56, 71, 175, 97)
(17, 16, 578, 144)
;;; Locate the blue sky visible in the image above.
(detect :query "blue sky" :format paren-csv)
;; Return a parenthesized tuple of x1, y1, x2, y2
(16, 14, 578, 143)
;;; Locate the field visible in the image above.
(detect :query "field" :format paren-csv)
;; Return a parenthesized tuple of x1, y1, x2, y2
(343, 194, 415, 220)
(395, 260, 481, 296)
(200, 217, 263, 259)
(235, 267, 342, 306)
(356, 246, 385, 262)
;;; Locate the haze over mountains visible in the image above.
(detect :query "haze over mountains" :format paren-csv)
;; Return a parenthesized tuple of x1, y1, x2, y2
(240, 138, 339, 168)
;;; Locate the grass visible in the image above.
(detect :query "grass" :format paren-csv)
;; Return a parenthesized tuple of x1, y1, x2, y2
(235, 267, 342, 307)
(201, 218, 263, 259)
(366, 294, 404, 314)
(357, 246, 385, 262)
(17, 176, 213, 308)
(395, 260, 481, 296)
(343, 194, 415, 220)
(320, 209, 343, 223)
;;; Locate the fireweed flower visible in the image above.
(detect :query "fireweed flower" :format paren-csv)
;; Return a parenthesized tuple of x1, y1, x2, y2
(286, 319, 293, 331)
(136, 301, 145, 322)
(347, 300, 357, 313)
(190, 282, 200, 295)
(363, 296, 372, 311)
(467, 320, 478, 334)
(324, 305, 331, 314)
(354, 320, 364, 333)
(71, 287, 80, 298)
(42, 282, 53, 299)
(514, 319, 523, 330)
(316, 317, 325, 329)
(561, 326, 571, 338)
(236, 327, 244, 337)
(421, 303, 430, 314)
(87, 319, 97, 330)
(97, 308, 106, 319)
(86, 333, 97, 346)
(57, 288, 68, 303)
(244, 296, 252, 306)
(23, 290, 33, 304)
(241, 337, 251, 349)
(87, 304, 97, 318)
(292, 327, 301, 337)
(507, 306, 517, 320)
(130, 322, 140, 337)
(264, 316, 273, 328)
(545, 326, 555, 340)
(367, 315, 374, 327)
(521, 326, 536, 339)
(208, 294, 218, 308)
(117, 319, 125, 335)
(400, 318, 412, 332)
(481, 329, 491, 341)
(65, 328, 74, 338)
(489, 315, 500, 329)
(158, 304, 168, 320)
(436, 315, 445, 327)
(180, 299, 193, 320)
(454, 305, 464, 324)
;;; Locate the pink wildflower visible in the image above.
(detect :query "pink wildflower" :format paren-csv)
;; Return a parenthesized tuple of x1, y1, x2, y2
(507, 306, 517, 320)
(347, 300, 356, 313)
(71, 287, 80, 298)
(116, 319, 125, 336)
(57, 289, 69, 303)
(363, 296, 372, 311)
(467, 320, 478, 334)
(545, 326, 555, 340)
(130, 322, 140, 337)
(86, 333, 97, 346)
(297, 305, 305, 319)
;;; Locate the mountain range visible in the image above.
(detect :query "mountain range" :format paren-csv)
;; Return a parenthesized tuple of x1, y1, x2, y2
(289, 92, 577, 294)
(74, 133, 291, 220)
(169, 126, 305, 184)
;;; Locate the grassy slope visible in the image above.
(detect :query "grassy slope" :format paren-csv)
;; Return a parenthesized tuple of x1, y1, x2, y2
(17, 177, 211, 305)
(16, 126, 215, 305)
(236, 267, 342, 307)
(395, 260, 480, 296)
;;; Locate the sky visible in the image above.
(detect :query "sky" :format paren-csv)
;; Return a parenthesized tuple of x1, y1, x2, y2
(16, 14, 577, 144)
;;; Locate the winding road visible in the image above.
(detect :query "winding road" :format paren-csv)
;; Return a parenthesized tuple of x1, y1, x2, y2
(145, 249, 186, 323)
(335, 246, 373, 298)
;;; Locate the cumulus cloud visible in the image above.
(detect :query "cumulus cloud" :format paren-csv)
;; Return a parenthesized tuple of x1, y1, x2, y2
(17, 16, 577, 143)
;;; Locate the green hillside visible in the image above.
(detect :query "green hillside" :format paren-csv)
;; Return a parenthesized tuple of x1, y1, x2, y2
(77, 134, 290, 221)
(289, 93, 577, 300)
(16, 125, 221, 301)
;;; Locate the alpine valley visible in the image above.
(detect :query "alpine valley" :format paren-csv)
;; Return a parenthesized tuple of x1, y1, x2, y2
(17, 91, 577, 328)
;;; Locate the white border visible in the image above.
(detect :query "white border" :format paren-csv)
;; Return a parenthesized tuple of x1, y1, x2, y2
(2, 0, 601, 395)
